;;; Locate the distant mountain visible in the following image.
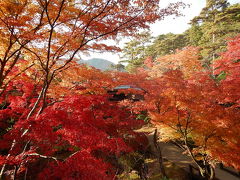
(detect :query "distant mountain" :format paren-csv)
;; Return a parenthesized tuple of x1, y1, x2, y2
(78, 58, 115, 71)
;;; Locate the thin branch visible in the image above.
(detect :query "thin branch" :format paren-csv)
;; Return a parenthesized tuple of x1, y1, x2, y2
(52, 0, 66, 26)
(25, 153, 58, 161)
(3, 51, 21, 80)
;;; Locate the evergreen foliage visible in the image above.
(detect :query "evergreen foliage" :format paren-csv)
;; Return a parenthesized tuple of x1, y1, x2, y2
(122, 1, 240, 72)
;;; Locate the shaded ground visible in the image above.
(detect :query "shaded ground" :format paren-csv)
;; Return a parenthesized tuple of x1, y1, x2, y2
(119, 158, 190, 180)
(159, 142, 240, 180)
(133, 126, 240, 180)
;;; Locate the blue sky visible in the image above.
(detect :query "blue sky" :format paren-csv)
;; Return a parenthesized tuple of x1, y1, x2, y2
(83, 0, 240, 63)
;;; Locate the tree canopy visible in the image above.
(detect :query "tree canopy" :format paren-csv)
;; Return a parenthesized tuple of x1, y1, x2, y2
(0, 1, 239, 180)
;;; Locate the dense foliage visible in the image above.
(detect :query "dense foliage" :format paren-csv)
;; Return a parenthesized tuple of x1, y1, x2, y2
(0, 0, 239, 180)
(0, 0, 184, 179)
(119, 35, 240, 179)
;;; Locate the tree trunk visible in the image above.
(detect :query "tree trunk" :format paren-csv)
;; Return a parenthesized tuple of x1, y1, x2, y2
(153, 129, 167, 178)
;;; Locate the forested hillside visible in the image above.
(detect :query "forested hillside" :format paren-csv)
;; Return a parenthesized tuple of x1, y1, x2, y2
(79, 58, 115, 71)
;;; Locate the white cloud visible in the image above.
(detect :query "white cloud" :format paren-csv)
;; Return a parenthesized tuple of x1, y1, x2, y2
(151, 0, 205, 35)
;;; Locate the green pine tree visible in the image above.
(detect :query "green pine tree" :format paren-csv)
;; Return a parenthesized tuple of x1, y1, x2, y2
(189, 1, 240, 67)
